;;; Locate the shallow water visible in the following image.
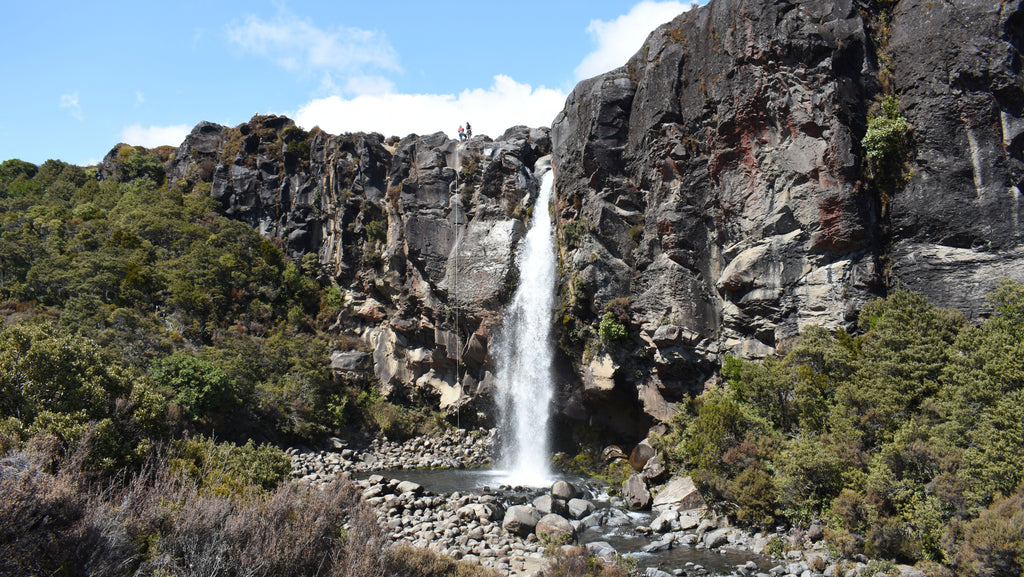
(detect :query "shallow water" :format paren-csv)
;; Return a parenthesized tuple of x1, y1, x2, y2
(358, 468, 769, 575)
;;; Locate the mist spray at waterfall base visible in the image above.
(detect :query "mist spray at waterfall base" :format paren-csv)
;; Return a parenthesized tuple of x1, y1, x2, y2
(494, 165, 557, 487)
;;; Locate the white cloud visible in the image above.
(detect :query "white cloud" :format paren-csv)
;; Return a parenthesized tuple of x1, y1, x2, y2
(574, 1, 694, 81)
(226, 9, 399, 78)
(120, 124, 191, 148)
(60, 91, 83, 121)
(293, 75, 566, 139)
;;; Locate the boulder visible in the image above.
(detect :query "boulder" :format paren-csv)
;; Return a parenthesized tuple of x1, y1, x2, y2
(330, 350, 370, 372)
(641, 454, 667, 482)
(650, 509, 678, 533)
(602, 445, 627, 462)
(536, 513, 576, 543)
(677, 509, 701, 531)
(395, 480, 422, 494)
(502, 505, 542, 537)
(456, 503, 503, 522)
(551, 480, 579, 500)
(622, 474, 651, 510)
(567, 498, 595, 520)
(533, 495, 568, 516)
(585, 541, 618, 563)
(652, 476, 706, 509)
(583, 354, 617, 393)
(704, 527, 731, 549)
(629, 442, 656, 471)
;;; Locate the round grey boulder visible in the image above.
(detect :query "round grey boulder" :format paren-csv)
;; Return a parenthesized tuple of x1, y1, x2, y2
(502, 505, 541, 537)
(536, 513, 576, 543)
(567, 498, 595, 519)
(551, 480, 579, 500)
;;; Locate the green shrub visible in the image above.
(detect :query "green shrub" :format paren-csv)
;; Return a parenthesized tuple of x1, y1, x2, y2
(116, 145, 166, 184)
(365, 218, 387, 242)
(862, 94, 910, 191)
(862, 95, 909, 163)
(598, 312, 627, 343)
(562, 219, 589, 249)
(149, 353, 232, 422)
(169, 435, 290, 494)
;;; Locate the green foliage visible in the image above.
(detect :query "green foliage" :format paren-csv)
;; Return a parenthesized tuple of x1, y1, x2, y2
(354, 388, 447, 441)
(0, 159, 39, 198)
(863, 95, 908, 161)
(0, 149, 455, 477)
(115, 145, 166, 184)
(149, 353, 232, 422)
(562, 219, 589, 249)
(365, 218, 387, 242)
(0, 323, 131, 424)
(598, 312, 627, 343)
(0, 323, 165, 471)
(169, 435, 291, 494)
(862, 94, 910, 192)
(659, 283, 1024, 568)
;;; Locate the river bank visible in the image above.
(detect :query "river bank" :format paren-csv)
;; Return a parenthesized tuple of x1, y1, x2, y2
(288, 431, 921, 577)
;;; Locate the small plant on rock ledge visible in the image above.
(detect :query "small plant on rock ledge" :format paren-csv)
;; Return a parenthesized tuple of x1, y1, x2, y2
(862, 94, 912, 201)
(598, 312, 627, 343)
(862, 94, 909, 165)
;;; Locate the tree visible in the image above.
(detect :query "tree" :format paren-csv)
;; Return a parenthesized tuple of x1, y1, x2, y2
(150, 353, 232, 422)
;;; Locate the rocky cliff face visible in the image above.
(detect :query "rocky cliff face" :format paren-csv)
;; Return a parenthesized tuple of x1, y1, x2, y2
(164, 115, 551, 421)
(157, 0, 1024, 442)
(551, 0, 1024, 428)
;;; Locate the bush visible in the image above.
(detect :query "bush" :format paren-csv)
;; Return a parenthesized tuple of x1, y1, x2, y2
(862, 95, 909, 163)
(0, 448, 89, 577)
(562, 219, 589, 249)
(168, 435, 291, 495)
(365, 218, 387, 242)
(536, 543, 632, 577)
(953, 484, 1024, 577)
(0, 443, 505, 577)
(150, 353, 232, 422)
(598, 312, 627, 343)
(386, 544, 502, 577)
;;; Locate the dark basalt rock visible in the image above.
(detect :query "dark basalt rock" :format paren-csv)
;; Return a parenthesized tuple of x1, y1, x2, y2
(100, 0, 1024, 435)
(550, 0, 1024, 425)
(159, 115, 552, 419)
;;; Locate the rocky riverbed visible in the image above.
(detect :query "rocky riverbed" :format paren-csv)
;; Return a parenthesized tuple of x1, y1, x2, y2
(289, 431, 923, 577)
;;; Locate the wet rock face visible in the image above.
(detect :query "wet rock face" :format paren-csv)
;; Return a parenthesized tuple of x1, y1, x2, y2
(552, 0, 1024, 422)
(167, 119, 551, 415)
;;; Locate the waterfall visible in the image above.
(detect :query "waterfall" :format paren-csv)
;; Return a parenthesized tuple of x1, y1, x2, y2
(495, 165, 557, 487)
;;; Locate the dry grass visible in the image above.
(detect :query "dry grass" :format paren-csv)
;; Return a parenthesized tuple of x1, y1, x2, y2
(0, 441, 497, 577)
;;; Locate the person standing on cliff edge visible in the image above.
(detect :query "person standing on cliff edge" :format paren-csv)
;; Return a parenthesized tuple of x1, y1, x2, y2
(465, 122, 472, 138)
(458, 125, 465, 141)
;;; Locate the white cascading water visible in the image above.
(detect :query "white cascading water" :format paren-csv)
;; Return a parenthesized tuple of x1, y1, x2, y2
(495, 167, 556, 487)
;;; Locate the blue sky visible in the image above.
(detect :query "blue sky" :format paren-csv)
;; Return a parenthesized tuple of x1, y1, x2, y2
(0, 1, 698, 166)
